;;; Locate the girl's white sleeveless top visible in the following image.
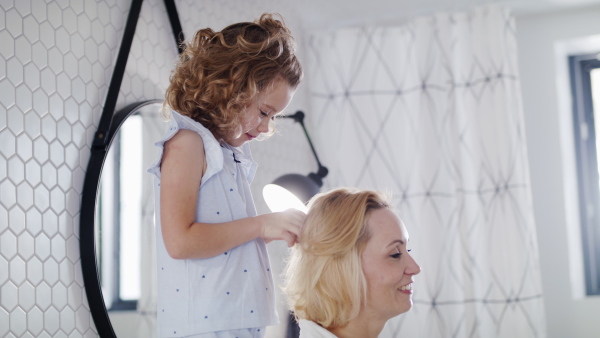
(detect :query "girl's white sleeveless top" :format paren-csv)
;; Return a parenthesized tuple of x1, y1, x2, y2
(147, 111, 278, 337)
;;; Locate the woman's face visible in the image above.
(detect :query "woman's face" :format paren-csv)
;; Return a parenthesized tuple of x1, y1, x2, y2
(224, 79, 296, 147)
(361, 208, 421, 321)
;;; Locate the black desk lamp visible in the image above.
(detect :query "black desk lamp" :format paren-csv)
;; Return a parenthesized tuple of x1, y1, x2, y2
(263, 111, 328, 212)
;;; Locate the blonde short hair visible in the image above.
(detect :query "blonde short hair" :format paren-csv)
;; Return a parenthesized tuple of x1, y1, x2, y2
(283, 188, 390, 329)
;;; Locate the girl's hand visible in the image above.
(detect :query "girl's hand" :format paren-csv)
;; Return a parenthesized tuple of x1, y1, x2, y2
(258, 209, 305, 247)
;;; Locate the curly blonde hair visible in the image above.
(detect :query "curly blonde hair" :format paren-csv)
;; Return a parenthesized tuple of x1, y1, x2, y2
(164, 13, 303, 140)
(283, 188, 390, 330)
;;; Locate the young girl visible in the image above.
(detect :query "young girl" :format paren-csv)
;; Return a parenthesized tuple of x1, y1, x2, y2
(147, 13, 305, 338)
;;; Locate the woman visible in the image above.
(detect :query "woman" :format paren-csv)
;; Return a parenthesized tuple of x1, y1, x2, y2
(283, 188, 421, 338)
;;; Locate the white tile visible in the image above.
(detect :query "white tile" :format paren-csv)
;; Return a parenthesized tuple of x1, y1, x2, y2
(64, 97, 78, 124)
(41, 161, 57, 189)
(66, 235, 78, 263)
(43, 306, 59, 335)
(23, 15, 39, 43)
(31, 0, 47, 22)
(23, 62, 40, 93)
(70, 33, 84, 59)
(15, 85, 33, 113)
(62, 8, 76, 35)
(0, 229, 17, 259)
(8, 156, 25, 184)
(25, 208, 42, 236)
(35, 281, 51, 310)
(7, 57, 24, 85)
(49, 186, 64, 214)
(7, 105, 24, 134)
(0, 307, 8, 337)
(67, 283, 82, 309)
(65, 143, 78, 170)
(15, 35, 31, 64)
(74, 306, 90, 333)
(51, 232, 66, 261)
(6, 8, 22, 37)
(49, 139, 64, 166)
(97, 1, 110, 25)
(52, 282, 67, 310)
(39, 21, 54, 49)
(17, 230, 34, 260)
(0, 179, 16, 208)
(63, 53, 77, 79)
(23, 111, 40, 139)
(65, 189, 79, 216)
(40, 114, 57, 142)
(32, 88, 48, 115)
(0, 31, 14, 58)
(0, 207, 7, 233)
(57, 165, 70, 192)
(33, 184, 50, 212)
(25, 159, 42, 186)
(42, 258, 58, 286)
(56, 72, 71, 100)
(47, 47, 63, 74)
(26, 306, 43, 336)
(14, 0, 31, 16)
(8, 306, 26, 337)
(0, 129, 16, 158)
(77, 58, 91, 84)
(18, 282, 35, 311)
(0, 256, 7, 285)
(72, 78, 85, 104)
(16, 182, 33, 210)
(40, 67, 56, 95)
(0, 80, 16, 109)
(72, 167, 84, 194)
(56, 118, 71, 146)
(47, 2, 62, 29)
(16, 133, 33, 161)
(42, 210, 57, 237)
(34, 232, 50, 261)
(9, 255, 26, 284)
(0, 281, 18, 311)
(60, 305, 75, 334)
(26, 256, 43, 285)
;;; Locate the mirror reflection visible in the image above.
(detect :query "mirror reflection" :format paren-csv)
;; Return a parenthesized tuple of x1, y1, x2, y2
(95, 102, 167, 337)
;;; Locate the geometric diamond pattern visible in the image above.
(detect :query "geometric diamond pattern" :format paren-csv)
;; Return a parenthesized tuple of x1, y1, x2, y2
(307, 6, 547, 338)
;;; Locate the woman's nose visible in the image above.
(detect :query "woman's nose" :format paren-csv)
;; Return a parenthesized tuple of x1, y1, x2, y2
(407, 255, 421, 275)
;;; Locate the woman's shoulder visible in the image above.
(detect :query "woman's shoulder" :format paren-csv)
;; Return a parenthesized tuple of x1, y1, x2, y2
(298, 319, 338, 338)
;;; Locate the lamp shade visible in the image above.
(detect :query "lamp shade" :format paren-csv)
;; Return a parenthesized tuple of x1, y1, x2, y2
(263, 173, 321, 213)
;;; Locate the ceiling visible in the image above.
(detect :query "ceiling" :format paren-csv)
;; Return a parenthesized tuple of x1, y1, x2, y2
(289, 0, 600, 30)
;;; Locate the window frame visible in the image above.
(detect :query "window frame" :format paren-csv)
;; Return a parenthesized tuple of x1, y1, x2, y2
(569, 53, 600, 296)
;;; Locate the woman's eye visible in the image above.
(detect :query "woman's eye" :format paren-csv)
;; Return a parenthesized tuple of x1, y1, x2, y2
(260, 110, 268, 117)
(408, 249, 412, 253)
(390, 253, 402, 259)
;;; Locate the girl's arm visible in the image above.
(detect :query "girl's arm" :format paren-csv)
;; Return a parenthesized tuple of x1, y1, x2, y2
(160, 129, 304, 260)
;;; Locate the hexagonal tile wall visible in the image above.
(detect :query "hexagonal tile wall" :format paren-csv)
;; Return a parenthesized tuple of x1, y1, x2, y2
(0, 0, 310, 337)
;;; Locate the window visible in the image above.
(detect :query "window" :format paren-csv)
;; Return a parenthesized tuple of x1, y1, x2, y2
(570, 53, 600, 296)
(96, 114, 144, 310)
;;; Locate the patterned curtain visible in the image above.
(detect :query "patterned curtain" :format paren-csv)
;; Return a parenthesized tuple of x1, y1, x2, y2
(306, 5, 546, 337)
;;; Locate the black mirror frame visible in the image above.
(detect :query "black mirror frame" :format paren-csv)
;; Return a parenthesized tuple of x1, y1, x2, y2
(80, 100, 162, 337)
(79, 1, 184, 336)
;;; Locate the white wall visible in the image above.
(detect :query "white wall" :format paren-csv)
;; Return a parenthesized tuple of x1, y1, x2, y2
(516, 6, 600, 338)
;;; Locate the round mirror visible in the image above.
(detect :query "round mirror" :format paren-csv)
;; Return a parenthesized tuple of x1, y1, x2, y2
(80, 100, 167, 338)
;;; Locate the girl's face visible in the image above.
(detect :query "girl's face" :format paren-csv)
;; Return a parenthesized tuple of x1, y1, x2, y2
(361, 208, 421, 321)
(224, 79, 296, 147)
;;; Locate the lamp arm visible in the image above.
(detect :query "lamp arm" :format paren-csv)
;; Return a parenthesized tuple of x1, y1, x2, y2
(280, 111, 328, 178)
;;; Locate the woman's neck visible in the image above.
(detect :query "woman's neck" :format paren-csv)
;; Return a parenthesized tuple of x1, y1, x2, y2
(328, 314, 386, 338)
